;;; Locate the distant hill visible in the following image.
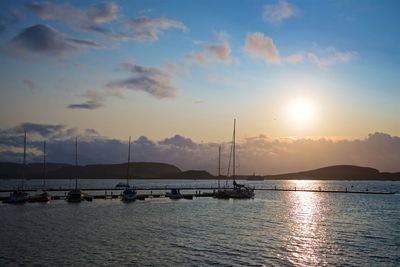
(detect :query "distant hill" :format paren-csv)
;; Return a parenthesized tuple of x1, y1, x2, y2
(0, 162, 181, 179)
(264, 165, 400, 180)
(0, 162, 399, 180)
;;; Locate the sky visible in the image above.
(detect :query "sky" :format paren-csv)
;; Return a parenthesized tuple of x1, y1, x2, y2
(0, 0, 399, 174)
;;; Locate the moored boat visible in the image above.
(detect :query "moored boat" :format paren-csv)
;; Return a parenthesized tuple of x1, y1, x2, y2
(215, 119, 255, 199)
(121, 136, 137, 202)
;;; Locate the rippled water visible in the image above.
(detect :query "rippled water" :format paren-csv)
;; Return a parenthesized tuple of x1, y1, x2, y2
(1, 180, 399, 266)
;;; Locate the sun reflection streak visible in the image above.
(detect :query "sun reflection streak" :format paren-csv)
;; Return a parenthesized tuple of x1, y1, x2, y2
(285, 181, 328, 266)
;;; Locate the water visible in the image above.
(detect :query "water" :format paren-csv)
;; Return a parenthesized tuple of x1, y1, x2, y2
(1, 180, 399, 266)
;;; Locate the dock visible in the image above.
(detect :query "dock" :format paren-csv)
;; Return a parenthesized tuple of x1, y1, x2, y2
(0, 186, 396, 202)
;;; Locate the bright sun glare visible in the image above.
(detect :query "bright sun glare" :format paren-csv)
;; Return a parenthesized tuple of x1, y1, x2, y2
(287, 97, 316, 126)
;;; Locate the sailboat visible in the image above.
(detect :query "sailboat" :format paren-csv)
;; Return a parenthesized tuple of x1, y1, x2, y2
(5, 130, 29, 204)
(29, 141, 52, 203)
(216, 119, 255, 199)
(121, 136, 137, 202)
(67, 137, 84, 203)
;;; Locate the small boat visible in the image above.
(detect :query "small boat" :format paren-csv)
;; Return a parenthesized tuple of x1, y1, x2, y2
(28, 141, 52, 203)
(28, 190, 52, 203)
(166, 188, 184, 199)
(121, 136, 137, 202)
(67, 138, 86, 203)
(4, 190, 28, 204)
(122, 187, 137, 202)
(67, 189, 84, 203)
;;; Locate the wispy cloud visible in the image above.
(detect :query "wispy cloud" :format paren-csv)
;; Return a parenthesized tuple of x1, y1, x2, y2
(122, 16, 188, 42)
(186, 32, 233, 65)
(67, 101, 103, 110)
(263, 0, 297, 23)
(243, 32, 281, 64)
(9, 24, 102, 57)
(308, 48, 358, 68)
(67, 90, 105, 110)
(106, 63, 177, 99)
(0, 9, 21, 33)
(285, 52, 303, 63)
(22, 79, 35, 90)
(26, 2, 119, 36)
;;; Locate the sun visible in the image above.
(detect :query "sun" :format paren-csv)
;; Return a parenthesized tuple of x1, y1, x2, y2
(287, 97, 316, 126)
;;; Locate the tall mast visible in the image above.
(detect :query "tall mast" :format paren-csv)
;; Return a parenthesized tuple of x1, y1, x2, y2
(218, 145, 221, 189)
(43, 141, 46, 188)
(126, 136, 131, 185)
(75, 137, 78, 190)
(22, 129, 27, 189)
(233, 119, 236, 181)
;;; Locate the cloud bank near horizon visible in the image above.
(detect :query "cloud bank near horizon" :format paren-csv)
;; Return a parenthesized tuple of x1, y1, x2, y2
(1, 123, 399, 175)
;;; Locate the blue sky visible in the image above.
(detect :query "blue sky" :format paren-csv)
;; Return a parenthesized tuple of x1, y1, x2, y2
(0, 1, 400, 155)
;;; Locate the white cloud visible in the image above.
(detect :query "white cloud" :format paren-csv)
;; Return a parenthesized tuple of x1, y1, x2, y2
(263, 0, 297, 23)
(243, 32, 281, 64)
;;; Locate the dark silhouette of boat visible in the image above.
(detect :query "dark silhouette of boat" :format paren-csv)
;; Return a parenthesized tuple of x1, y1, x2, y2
(67, 138, 91, 202)
(121, 136, 137, 202)
(215, 119, 255, 199)
(5, 130, 29, 204)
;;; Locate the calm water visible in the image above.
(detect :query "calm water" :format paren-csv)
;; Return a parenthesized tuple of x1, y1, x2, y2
(0, 180, 399, 266)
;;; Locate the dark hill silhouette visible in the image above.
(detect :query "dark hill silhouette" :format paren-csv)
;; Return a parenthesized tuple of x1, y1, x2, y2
(264, 165, 400, 180)
(0, 162, 399, 180)
(0, 162, 181, 179)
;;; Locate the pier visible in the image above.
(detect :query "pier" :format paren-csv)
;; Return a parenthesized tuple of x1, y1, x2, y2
(0, 186, 395, 202)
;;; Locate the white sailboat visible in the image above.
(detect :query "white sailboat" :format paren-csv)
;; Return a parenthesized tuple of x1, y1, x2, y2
(6, 130, 28, 204)
(121, 136, 137, 202)
(216, 119, 255, 199)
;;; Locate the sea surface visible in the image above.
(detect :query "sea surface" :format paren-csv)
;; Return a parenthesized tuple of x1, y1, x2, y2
(0, 179, 399, 266)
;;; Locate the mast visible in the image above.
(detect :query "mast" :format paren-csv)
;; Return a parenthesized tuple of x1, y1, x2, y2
(22, 129, 27, 189)
(43, 141, 46, 188)
(233, 119, 236, 182)
(218, 145, 221, 189)
(75, 137, 78, 190)
(126, 136, 131, 186)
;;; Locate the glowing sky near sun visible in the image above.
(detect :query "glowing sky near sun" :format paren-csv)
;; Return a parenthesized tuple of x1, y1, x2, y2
(0, 0, 400, 143)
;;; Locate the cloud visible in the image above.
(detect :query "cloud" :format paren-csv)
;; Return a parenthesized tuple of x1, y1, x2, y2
(186, 33, 232, 65)
(106, 63, 177, 99)
(1, 124, 400, 174)
(207, 43, 231, 63)
(308, 49, 357, 68)
(243, 32, 281, 64)
(67, 101, 103, 110)
(285, 53, 303, 63)
(160, 135, 197, 149)
(185, 52, 209, 65)
(9, 24, 102, 57)
(263, 0, 297, 23)
(122, 16, 188, 42)
(23, 79, 35, 90)
(0, 10, 21, 33)
(67, 90, 105, 110)
(26, 2, 118, 36)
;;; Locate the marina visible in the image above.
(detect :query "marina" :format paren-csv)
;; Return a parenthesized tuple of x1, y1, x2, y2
(0, 185, 395, 203)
